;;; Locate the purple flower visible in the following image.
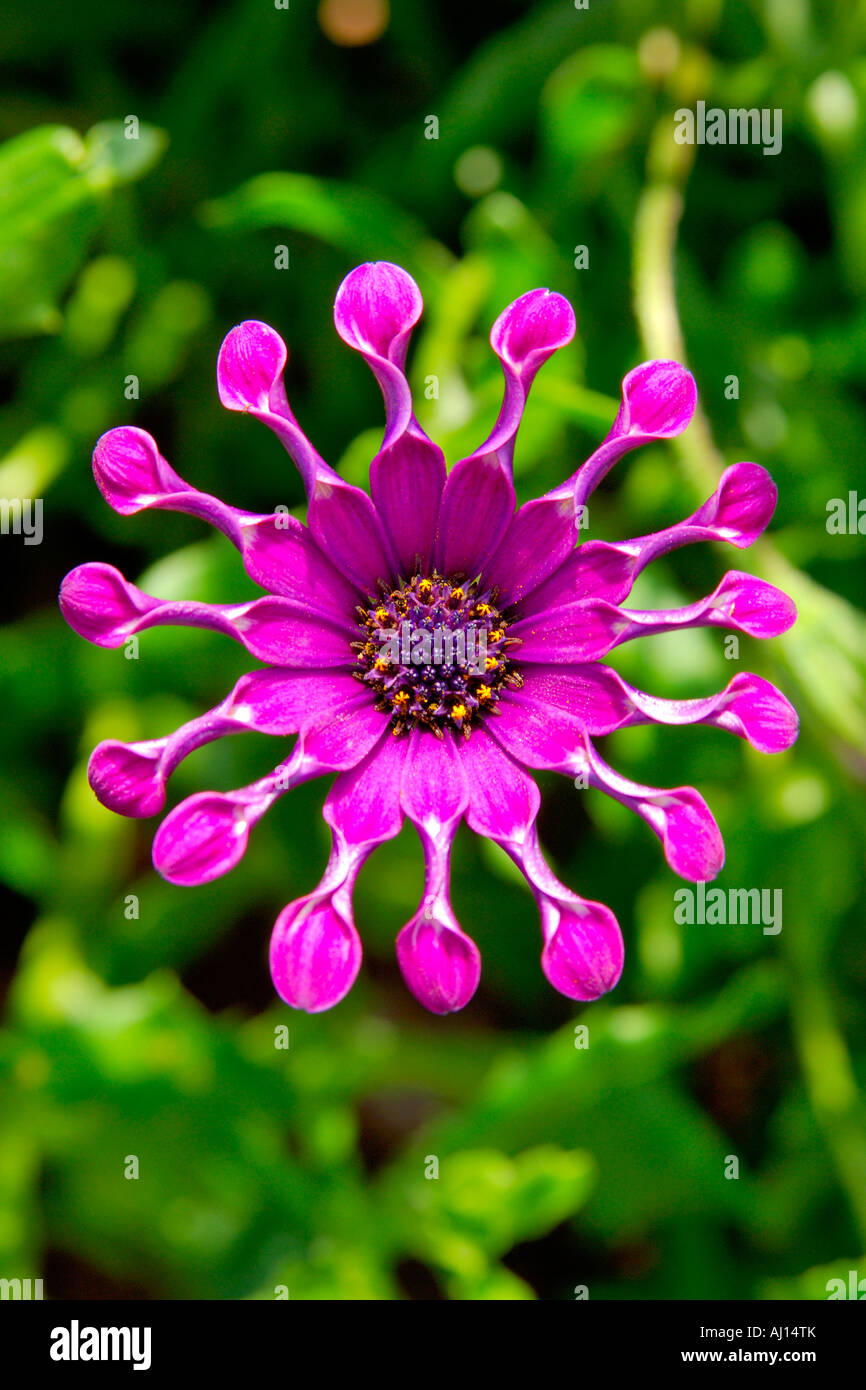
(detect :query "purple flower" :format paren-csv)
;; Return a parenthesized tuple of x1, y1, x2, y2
(59, 262, 798, 1015)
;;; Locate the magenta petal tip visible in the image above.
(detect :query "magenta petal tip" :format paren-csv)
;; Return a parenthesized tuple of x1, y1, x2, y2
(59, 562, 146, 646)
(92, 426, 166, 514)
(541, 901, 624, 1002)
(396, 915, 481, 1015)
(618, 359, 697, 439)
(490, 287, 576, 371)
(152, 792, 251, 886)
(334, 261, 422, 360)
(88, 741, 166, 818)
(217, 320, 287, 414)
(270, 896, 362, 1012)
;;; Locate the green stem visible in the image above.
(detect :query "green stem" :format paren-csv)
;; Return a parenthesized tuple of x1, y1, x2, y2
(632, 113, 866, 1253)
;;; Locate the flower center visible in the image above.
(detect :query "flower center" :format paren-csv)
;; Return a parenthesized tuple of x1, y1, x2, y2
(353, 573, 522, 738)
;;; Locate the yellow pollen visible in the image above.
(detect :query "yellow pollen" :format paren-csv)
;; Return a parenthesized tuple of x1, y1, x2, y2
(451, 703, 467, 722)
(373, 656, 390, 672)
(485, 656, 498, 671)
(476, 684, 492, 701)
(474, 603, 491, 616)
(451, 587, 465, 601)
(489, 628, 504, 643)
(393, 690, 410, 705)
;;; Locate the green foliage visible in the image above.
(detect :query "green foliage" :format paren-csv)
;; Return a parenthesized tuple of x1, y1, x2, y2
(0, 0, 865, 1301)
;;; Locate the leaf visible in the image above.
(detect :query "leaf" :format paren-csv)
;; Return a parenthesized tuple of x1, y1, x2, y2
(0, 122, 166, 339)
(200, 172, 445, 275)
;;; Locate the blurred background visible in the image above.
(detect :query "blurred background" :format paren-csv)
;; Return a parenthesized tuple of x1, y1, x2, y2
(1, 0, 865, 1301)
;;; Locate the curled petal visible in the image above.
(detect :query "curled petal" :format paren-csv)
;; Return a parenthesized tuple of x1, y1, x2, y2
(517, 463, 781, 617)
(334, 261, 422, 368)
(516, 663, 798, 754)
(505, 826, 623, 1001)
(693, 461, 778, 546)
(91, 427, 363, 621)
(89, 741, 174, 819)
(217, 320, 337, 498)
(707, 672, 799, 753)
(334, 262, 445, 574)
(435, 289, 574, 578)
(270, 880, 363, 1013)
(574, 742, 725, 882)
(529, 361, 696, 519)
(152, 787, 266, 886)
(93, 426, 179, 515)
(571, 361, 696, 510)
(397, 812, 479, 1015)
(89, 670, 366, 818)
(152, 694, 383, 886)
(511, 571, 797, 663)
(703, 570, 797, 638)
(60, 562, 158, 644)
(218, 320, 397, 589)
(508, 364, 695, 604)
(60, 563, 354, 665)
(273, 733, 416, 1012)
(216, 318, 288, 414)
(269, 831, 373, 1013)
(396, 911, 480, 1016)
(541, 897, 625, 1003)
(93, 427, 253, 541)
(490, 704, 724, 880)
(459, 732, 620, 1001)
(590, 570, 796, 648)
(151, 744, 319, 886)
(615, 360, 697, 440)
(489, 288, 576, 378)
(597, 667, 798, 753)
